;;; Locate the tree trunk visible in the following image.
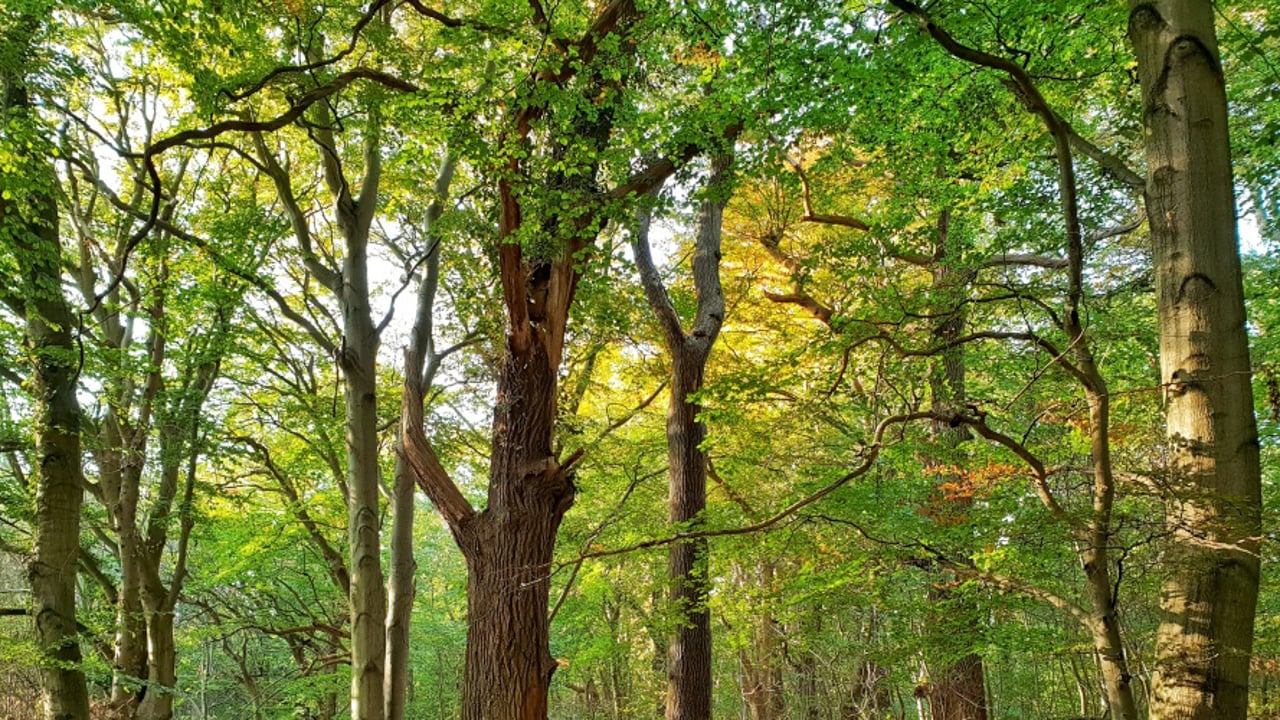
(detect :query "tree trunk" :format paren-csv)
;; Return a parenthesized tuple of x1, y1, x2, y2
(926, 654, 986, 720)
(631, 154, 732, 720)
(878, 7, 1143, 717)
(3, 73, 92, 720)
(101, 438, 147, 712)
(384, 450, 416, 720)
(921, 210, 988, 720)
(665, 352, 714, 720)
(458, 341, 573, 720)
(1129, 3, 1263, 718)
(397, 10, 722, 716)
(135, 575, 177, 720)
(737, 563, 784, 720)
(341, 255, 387, 720)
(387, 148, 455, 720)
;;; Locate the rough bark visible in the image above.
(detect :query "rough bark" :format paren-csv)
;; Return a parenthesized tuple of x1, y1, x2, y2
(921, 211, 988, 720)
(664, 350, 714, 720)
(397, 5, 737, 716)
(458, 341, 573, 720)
(3, 76, 92, 720)
(632, 154, 732, 720)
(1128, 3, 1263, 718)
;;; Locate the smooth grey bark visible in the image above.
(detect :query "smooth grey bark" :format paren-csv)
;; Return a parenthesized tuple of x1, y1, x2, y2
(386, 148, 456, 720)
(134, 357, 218, 720)
(632, 153, 733, 720)
(255, 87, 387, 720)
(1129, 3, 1263, 718)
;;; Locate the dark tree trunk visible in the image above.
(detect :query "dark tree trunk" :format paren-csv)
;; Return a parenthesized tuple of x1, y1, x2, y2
(459, 342, 573, 720)
(665, 354, 713, 720)
(397, 8, 736, 719)
(921, 211, 988, 720)
(631, 153, 732, 720)
(3, 76, 92, 720)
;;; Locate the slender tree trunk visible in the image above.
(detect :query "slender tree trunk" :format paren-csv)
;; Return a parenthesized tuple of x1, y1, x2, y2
(632, 154, 732, 720)
(387, 149, 455, 720)
(881, 6, 1143, 717)
(1129, 3, 1263, 718)
(921, 211, 988, 720)
(341, 246, 387, 720)
(384, 453, 416, 720)
(134, 374, 210, 720)
(101, 442, 148, 711)
(737, 563, 784, 720)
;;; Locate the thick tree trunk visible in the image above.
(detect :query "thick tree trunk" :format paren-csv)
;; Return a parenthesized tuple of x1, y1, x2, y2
(23, 260, 92, 720)
(135, 576, 177, 720)
(459, 342, 573, 720)
(1129, 3, 1263, 718)
(926, 655, 986, 720)
(4, 76, 92, 720)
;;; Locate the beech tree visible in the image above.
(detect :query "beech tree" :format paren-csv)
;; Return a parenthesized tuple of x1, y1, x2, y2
(1129, 2, 1264, 717)
(1, 13, 91, 718)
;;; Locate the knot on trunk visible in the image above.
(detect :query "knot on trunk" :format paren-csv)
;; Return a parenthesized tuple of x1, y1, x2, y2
(520, 453, 579, 515)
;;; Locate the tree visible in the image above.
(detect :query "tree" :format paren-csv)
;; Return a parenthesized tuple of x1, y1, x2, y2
(0, 9, 91, 717)
(632, 152, 734, 720)
(1128, 3, 1264, 717)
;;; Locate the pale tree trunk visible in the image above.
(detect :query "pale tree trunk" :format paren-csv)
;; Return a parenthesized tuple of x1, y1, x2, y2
(632, 153, 733, 720)
(73, 200, 157, 714)
(134, 360, 216, 720)
(735, 562, 784, 720)
(1129, 3, 1263, 718)
(99, 421, 148, 712)
(386, 148, 457, 720)
(338, 169, 387, 720)
(3, 75, 91, 720)
(67, 153, 190, 718)
(255, 78, 389, 719)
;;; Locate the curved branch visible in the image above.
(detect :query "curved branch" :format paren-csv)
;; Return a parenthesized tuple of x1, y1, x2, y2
(565, 411, 934, 564)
